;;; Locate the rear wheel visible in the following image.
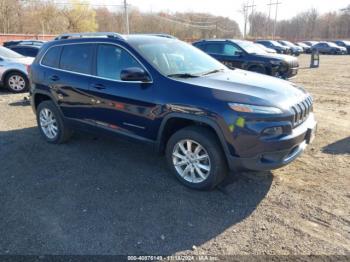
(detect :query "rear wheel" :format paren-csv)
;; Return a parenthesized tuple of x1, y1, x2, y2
(166, 126, 228, 190)
(36, 100, 72, 144)
(5, 72, 29, 93)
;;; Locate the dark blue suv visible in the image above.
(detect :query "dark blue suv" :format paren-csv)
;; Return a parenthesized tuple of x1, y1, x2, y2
(30, 33, 317, 190)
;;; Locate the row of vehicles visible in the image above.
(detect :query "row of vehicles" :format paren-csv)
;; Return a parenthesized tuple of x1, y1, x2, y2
(257, 39, 349, 55)
(1, 32, 316, 190)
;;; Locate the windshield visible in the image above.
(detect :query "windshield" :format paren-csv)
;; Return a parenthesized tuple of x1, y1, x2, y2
(328, 42, 340, 47)
(129, 38, 226, 76)
(281, 41, 296, 47)
(0, 46, 24, 59)
(237, 41, 266, 54)
(268, 40, 283, 47)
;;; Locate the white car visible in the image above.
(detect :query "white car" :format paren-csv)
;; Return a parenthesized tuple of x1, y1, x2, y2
(0, 46, 34, 92)
(255, 43, 277, 54)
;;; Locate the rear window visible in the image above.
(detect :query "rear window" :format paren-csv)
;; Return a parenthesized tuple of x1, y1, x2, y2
(41, 46, 62, 68)
(60, 44, 94, 74)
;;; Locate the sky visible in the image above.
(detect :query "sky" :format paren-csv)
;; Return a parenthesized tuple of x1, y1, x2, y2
(93, 0, 350, 32)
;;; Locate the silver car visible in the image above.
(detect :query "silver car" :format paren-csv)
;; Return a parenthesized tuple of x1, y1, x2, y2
(0, 46, 34, 93)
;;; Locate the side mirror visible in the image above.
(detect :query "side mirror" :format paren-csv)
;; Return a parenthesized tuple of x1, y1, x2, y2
(120, 67, 151, 82)
(235, 50, 243, 57)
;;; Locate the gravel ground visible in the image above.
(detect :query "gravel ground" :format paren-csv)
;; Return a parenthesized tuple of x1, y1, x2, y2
(0, 55, 349, 256)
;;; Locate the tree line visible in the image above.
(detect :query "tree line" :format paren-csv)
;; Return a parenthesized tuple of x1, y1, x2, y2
(1, 0, 349, 41)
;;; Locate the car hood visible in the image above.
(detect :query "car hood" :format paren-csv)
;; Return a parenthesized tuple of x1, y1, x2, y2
(176, 69, 308, 110)
(253, 53, 298, 63)
(7, 56, 34, 65)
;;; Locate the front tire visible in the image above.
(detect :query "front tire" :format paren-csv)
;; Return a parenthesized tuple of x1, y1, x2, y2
(166, 126, 228, 190)
(36, 100, 72, 144)
(5, 72, 29, 93)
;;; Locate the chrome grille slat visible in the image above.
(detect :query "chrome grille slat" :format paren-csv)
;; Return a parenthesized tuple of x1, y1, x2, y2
(291, 96, 313, 128)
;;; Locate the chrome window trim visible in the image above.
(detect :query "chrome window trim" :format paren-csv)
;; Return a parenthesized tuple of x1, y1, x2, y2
(39, 41, 153, 84)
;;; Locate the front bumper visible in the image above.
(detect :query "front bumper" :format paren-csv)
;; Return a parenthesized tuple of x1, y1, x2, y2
(227, 114, 317, 171)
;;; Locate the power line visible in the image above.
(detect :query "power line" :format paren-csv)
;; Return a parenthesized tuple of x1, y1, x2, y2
(152, 14, 216, 29)
(123, 0, 129, 34)
(267, 0, 282, 39)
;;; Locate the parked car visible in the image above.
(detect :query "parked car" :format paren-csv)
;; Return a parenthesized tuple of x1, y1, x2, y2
(295, 42, 312, 53)
(3, 40, 45, 48)
(332, 40, 350, 54)
(255, 40, 290, 54)
(278, 40, 303, 56)
(255, 43, 277, 54)
(311, 42, 347, 55)
(302, 41, 319, 47)
(30, 32, 317, 190)
(8, 45, 41, 57)
(0, 46, 33, 92)
(193, 39, 299, 79)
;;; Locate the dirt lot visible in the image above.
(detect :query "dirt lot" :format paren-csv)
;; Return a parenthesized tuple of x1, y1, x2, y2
(0, 55, 349, 256)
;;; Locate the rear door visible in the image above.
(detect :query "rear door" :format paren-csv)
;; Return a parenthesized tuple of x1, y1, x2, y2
(41, 43, 95, 123)
(88, 43, 157, 140)
(205, 42, 243, 69)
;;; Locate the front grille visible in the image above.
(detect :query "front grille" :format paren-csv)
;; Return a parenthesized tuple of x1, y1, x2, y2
(291, 96, 313, 127)
(289, 60, 299, 69)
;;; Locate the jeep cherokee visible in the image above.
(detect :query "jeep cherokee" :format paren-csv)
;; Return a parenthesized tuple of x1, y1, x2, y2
(30, 33, 317, 190)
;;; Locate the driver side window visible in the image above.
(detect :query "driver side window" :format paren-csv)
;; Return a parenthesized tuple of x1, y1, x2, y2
(96, 44, 142, 80)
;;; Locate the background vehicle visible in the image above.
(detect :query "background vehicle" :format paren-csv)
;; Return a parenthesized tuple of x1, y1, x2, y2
(278, 40, 303, 56)
(3, 40, 45, 48)
(8, 45, 41, 57)
(193, 39, 298, 78)
(302, 41, 319, 47)
(30, 33, 316, 190)
(255, 43, 277, 54)
(255, 40, 290, 54)
(332, 40, 350, 54)
(0, 46, 32, 92)
(295, 42, 312, 53)
(311, 42, 347, 54)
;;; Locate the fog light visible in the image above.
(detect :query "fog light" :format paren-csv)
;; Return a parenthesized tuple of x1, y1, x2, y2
(263, 126, 283, 136)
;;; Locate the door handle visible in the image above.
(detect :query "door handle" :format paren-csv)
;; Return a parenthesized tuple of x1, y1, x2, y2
(90, 83, 106, 90)
(49, 75, 60, 81)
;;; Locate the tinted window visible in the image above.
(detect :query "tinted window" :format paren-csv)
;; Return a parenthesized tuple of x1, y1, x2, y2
(12, 47, 38, 57)
(60, 44, 93, 74)
(96, 44, 142, 80)
(42, 46, 62, 68)
(194, 43, 206, 51)
(205, 43, 223, 54)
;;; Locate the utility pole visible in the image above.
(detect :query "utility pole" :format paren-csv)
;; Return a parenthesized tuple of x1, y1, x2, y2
(269, 1, 282, 39)
(266, 0, 273, 38)
(242, 0, 256, 39)
(123, 0, 130, 34)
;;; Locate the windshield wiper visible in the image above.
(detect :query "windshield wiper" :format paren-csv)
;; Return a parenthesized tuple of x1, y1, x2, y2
(201, 68, 225, 76)
(167, 73, 199, 78)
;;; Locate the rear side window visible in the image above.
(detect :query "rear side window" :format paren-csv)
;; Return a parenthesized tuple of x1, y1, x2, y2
(60, 44, 94, 74)
(205, 43, 223, 54)
(96, 44, 142, 80)
(41, 46, 62, 68)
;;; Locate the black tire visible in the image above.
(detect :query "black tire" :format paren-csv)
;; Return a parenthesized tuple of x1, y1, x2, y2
(166, 126, 228, 190)
(4, 71, 29, 93)
(249, 66, 266, 75)
(36, 100, 73, 144)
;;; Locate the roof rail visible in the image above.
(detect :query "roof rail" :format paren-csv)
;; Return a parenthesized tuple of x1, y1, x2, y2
(146, 34, 177, 39)
(54, 32, 125, 41)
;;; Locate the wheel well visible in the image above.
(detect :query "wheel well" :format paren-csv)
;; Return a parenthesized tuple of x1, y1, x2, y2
(159, 117, 222, 154)
(2, 70, 28, 83)
(34, 93, 51, 110)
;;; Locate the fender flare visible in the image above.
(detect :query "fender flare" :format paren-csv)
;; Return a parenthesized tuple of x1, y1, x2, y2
(156, 112, 233, 160)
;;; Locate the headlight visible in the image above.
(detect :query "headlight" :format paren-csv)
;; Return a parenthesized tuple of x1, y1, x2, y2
(270, 60, 281, 65)
(229, 103, 283, 114)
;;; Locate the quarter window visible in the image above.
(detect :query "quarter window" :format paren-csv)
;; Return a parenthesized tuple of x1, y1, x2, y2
(41, 46, 62, 68)
(60, 44, 94, 74)
(96, 44, 142, 80)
